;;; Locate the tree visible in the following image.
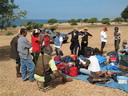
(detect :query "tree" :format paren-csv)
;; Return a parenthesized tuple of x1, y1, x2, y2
(48, 18, 58, 25)
(87, 17, 98, 25)
(113, 17, 124, 23)
(121, 6, 128, 22)
(68, 19, 77, 25)
(101, 18, 110, 25)
(76, 19, 83, 23)
(83, 19, 88, 23)
(0, 0, 27, 29)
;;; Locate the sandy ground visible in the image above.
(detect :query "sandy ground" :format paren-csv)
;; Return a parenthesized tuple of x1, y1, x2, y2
(0, 24, 128, 96)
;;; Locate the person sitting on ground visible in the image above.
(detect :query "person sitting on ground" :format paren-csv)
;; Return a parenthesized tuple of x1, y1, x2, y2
(34, 45, 72, 88)
(10, 30, 21, 78)
(79, 49, 101, 76)
(118, 40, 128, 54)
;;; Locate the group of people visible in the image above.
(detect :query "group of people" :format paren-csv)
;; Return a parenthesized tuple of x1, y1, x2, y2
(10, 28, 71, 88)
(10, 26, 126, 89)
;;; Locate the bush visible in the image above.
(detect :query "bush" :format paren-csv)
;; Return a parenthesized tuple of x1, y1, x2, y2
(5, 32, 13, 36)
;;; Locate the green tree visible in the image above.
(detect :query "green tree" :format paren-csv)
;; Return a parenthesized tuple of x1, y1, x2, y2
(113, 17, 124, 23)
(83, 19, 88, 23)
(76, 19, 83, 23)
(101, 18, 110, 25)
(0, 0, 27, 29)
(121, 6, 128, 22)
(68, 19, 77, 25)
(48, 18, 58, 24)
(87, 17, 98, 25)
(32, 23, 43, 29)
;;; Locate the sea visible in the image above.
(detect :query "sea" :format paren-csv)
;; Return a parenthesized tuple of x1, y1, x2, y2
(11, 19, 67, 26)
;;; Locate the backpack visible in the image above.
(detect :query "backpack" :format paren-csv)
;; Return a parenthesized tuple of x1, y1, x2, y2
(107, 51, 119, 65)
(64, 56, 74, 63)
(69, 66, 78, 77)
(84, 47, 94, 56)
(120, 55, 128, 67)
(54, 56, 62, 64)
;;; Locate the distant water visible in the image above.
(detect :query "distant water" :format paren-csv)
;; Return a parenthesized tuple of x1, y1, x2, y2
(11, 19, 67, 26)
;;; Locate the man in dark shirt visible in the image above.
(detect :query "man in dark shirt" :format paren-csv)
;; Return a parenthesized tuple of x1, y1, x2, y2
(10, 31, 21, 78)
(80, 28, 93, 50)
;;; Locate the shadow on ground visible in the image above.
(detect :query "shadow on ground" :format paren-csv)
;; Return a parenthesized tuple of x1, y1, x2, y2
(0, 46, 11, 61)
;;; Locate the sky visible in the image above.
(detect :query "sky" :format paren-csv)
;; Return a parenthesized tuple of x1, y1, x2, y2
(15, 0, 128, 20)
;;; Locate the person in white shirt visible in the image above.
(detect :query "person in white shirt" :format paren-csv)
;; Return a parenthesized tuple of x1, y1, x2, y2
(100, 27, 108, 54)
(79, 48, 101, 76)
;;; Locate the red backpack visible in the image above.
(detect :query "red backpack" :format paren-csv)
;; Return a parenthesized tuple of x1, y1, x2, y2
(69, 66, 78, 77)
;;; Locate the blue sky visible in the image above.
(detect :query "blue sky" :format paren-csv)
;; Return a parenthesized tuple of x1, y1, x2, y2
(15, 0, 128, 20)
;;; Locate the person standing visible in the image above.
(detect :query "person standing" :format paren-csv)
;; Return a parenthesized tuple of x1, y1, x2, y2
(10, 31, 21, 78)
(68, 29, 81, 55)
(100, 27, 108, 54)
(54, 31, 63, 56)
(80, 28, 93, 50)
(17, 28, 35, 81)
(31, 29, 40, 65)
(114, 26, 121, 52)
(41, 30, 50, 46)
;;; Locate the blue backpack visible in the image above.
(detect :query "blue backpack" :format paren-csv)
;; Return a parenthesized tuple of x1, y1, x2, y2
(64, 56, 74, 63)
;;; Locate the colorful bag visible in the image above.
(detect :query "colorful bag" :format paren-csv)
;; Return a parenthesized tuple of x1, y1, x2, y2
(69, 66, 78, 77)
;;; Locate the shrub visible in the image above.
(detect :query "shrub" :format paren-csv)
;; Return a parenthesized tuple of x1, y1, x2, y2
(5, 32, 13, 36)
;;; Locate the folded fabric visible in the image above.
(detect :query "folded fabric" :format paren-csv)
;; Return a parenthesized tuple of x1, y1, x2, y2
(106, 65, 118, 70)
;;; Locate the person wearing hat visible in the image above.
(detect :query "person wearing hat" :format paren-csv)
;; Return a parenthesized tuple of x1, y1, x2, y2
(80, 27, 93, 51)
(31, 29, 41, 65)
(100, 27, 108, 54)
(10, 29, 22, 78)
(114, 26, 121, 52)
(41, 29, 50, 46)
(54, 31, 63, 56)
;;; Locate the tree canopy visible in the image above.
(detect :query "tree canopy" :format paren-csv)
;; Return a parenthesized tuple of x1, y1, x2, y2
(48, 18, 58, 24)
(87, 17, 98, 25)
(0, 0, 27, 29)
(121, 6, 128, 21)
(101, 18, 110, 25)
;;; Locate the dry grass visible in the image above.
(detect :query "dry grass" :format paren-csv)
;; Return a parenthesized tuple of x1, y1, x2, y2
(0, 23, 128, 96)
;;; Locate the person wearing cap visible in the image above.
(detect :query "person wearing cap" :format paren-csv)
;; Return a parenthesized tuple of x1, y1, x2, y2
(67, 28, 82, 55)
(54, 31, 63, 56)
(31, 29, 41, 65)
(100, 27, 108, 54)
(34, 45, 72, 89)
(80, 28, 93, 50)
(41, 29, 50, 46)
(18, 28, 35, 82)
(10, 30, 21, 78)
(114, 26, 121, 52)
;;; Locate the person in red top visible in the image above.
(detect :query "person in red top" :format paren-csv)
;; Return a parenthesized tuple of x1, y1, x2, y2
(31, 29, 41, 65)
(42, 30, 50, 46)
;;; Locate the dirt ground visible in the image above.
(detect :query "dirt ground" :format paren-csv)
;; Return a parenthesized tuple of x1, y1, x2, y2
(0, 24, 128, 96)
